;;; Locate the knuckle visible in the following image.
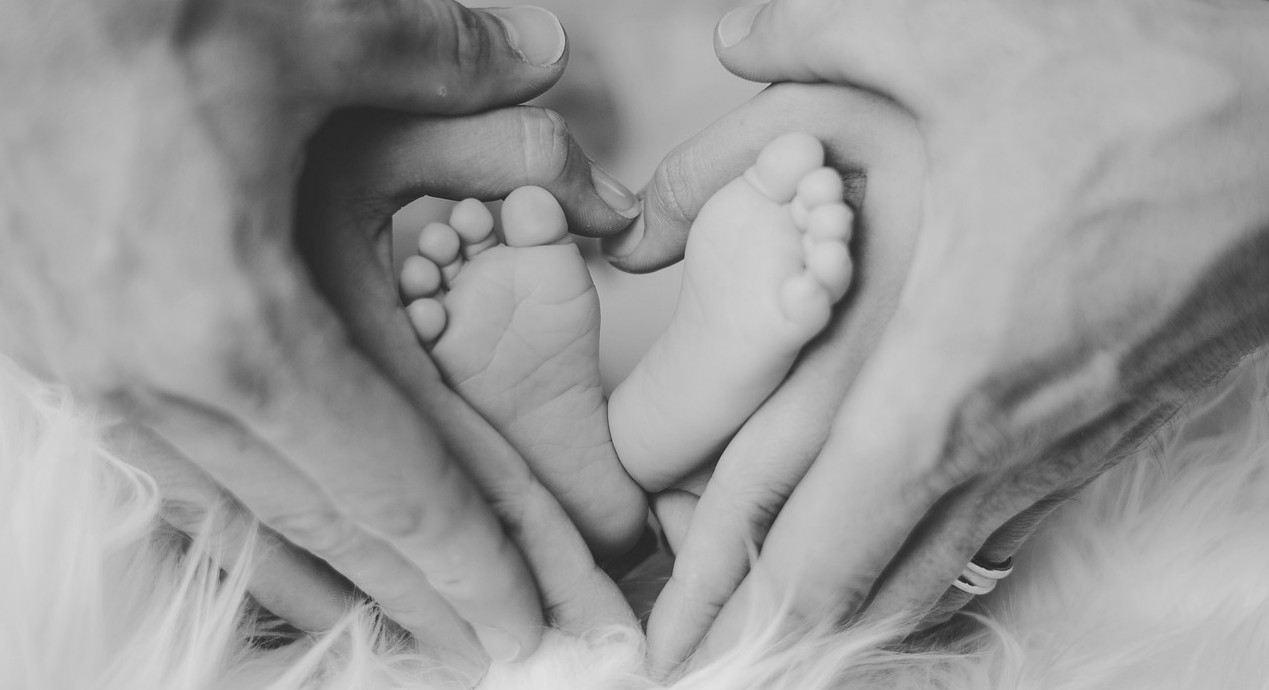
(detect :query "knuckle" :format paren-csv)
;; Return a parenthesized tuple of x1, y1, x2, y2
(778, 0, 826, 26)
(935, 386, 1015, 487)
(648, 146, 702, 227)
(447, 4, 495, 72)
(350, 496, 431, 541)
(801, 563, 871, 620)
(667, 558, 731, 610)
(161, 493, 253, 552)
(134, 281, 304, 419)
(514, 107, 573, 184)
(160, 497, 218, 536)
(315, 0, 447, 78)
(267, 507, 355, 555)
(778, 0, 852, 47)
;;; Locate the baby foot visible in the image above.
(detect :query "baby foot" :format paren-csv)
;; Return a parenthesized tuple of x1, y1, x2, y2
(609, 133, 854, 492)
(400, 189, 647, 558)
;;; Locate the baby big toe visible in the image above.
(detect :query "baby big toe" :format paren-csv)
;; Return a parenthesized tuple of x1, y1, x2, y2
(501, 186, 570, 248)
(744, 133, 825, 204)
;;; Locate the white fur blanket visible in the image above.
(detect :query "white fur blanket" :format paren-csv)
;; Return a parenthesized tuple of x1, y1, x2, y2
(3, 352, 1268, 690)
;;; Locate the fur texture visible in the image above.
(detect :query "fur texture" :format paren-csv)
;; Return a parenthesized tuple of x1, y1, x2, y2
(3, 351, 1269, 689)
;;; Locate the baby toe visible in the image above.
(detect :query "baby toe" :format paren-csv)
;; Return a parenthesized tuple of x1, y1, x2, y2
(744, 132, 825, 204)
(501, 186, 570, 248)
(400, 255, 443, 301)
(806, 203, 854, 242)
(779, 272, 833, 336)
(449, 199, 499, 259)
(417, 221, 464, 283)
(797, 168, 846, 208)
(805, 240, 853, 302)
(406, 298, 448, 345)
(791, 167, 846, 226)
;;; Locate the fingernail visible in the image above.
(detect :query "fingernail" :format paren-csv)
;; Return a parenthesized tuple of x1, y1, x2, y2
(591, 165, 641, 219)
(602, 215, 645, 261)
(475, 625, 523, 664)
(489, 6, 567, 66)
(716, 4, 764, 48)
(434, 646, 489, 687)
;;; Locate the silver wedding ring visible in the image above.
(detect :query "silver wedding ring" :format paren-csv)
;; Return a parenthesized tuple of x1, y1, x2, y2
(953, 555, 1013, 596)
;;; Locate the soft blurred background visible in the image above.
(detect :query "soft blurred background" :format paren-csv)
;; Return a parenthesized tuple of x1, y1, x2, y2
(393, 0, 763, 388)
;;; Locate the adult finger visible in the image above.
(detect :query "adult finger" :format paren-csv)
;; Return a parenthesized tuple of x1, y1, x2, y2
(107, 423, 352, 634)
(686, 319, 973, 661)
(645, 285, 895, 671)
(900, 488, 1077, 632)
(128, 241, 546, 669)
(269, 0, 570, 112)
(711, 0, 942, 111)
(606, 82, 914, 273)
(868, 394, 1182, 630)
(144, 401, 503, 680)
(694, 283, 1179, 660)
(651, 490, 699, 556)
(645, 111, 923, 672)
(308, 108, 641, 239)
(297, 146, 635, 635)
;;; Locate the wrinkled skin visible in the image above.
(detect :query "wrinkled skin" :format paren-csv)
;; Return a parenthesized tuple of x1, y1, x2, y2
(0, 0, 641, 678)
(611, 0, 1269, 673)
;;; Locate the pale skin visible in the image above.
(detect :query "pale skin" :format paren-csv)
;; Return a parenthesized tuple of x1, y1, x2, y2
(398, 133, 854, 556)
(402, 187, 650, 560)
(603, 0, 1269, 675)
(609, 132, 855, 495)
(0, 0, 644, 680)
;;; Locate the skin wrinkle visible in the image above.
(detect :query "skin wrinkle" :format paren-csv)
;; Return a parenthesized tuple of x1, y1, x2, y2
(1121, 225, 1269, 399)
(637, 1, 1269, 668)
(858, 481, 978, 622)
(145, 395, 392, 573)
(301, 215, 628, 630)
(517, 109, 572, 189)
(454, 2, 493, 76)
(868, 302, 1238, 632)
(513, 387, 608, 432)
(927, 224, 1269, 503)
(11, 0, 677, 667)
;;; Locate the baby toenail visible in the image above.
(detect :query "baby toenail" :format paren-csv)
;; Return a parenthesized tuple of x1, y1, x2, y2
(475, 625, 523, 664)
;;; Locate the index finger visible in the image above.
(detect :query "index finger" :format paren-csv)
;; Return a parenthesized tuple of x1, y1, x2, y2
(695, 318, 971, 659)
(276, 0, 570, 112)
(606, 82, 916, 273)
(712, 0, 936, 111)
(140, 251, 544, 666)
(297, 177, 637, 636)
(645, 103, 923, 671)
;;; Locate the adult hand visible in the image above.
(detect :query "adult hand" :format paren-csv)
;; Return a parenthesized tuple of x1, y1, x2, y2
(621, 0, 1269, 672)
(610, 81, 927, 673)
(0, 0, 641, 678)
